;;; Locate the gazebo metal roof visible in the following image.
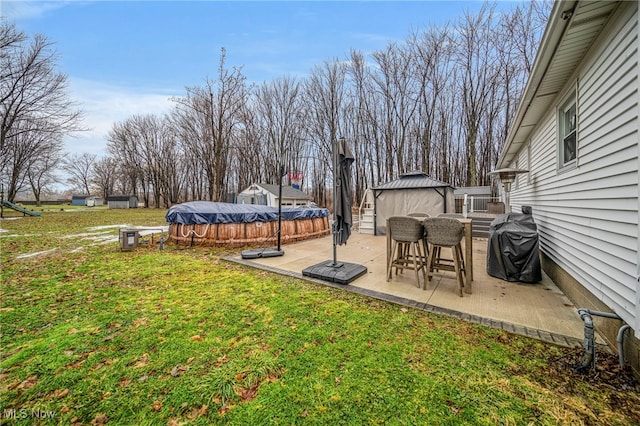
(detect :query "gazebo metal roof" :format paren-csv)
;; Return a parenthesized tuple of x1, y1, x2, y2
(372, 172, 453, 191)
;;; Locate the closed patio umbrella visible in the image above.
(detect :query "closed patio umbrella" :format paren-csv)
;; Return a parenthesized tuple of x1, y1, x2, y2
(334, 137, 354, 246)
(302, 137, 367, 284)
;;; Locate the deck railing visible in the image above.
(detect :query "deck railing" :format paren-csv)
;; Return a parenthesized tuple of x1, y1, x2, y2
(455, 195, 504, 214)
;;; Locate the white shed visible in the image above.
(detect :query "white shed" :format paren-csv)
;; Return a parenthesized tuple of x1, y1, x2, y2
(497, 0, 639, 373)
(107, 195, 138, 209)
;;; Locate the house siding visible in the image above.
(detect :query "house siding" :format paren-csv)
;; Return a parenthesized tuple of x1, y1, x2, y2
(510, 3, 639, 334)
(237, 184, 312, 208)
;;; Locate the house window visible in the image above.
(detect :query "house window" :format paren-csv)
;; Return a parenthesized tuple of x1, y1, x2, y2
(559, 94, 577, 167)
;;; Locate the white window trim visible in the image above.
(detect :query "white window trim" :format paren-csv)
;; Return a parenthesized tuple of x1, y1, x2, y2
(557, 85, 578, 172)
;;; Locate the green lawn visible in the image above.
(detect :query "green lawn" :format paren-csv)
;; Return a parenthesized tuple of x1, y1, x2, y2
(1, 209, 639, 425)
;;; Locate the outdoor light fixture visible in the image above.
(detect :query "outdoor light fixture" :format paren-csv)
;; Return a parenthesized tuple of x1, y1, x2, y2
(489, 168, 529, 213)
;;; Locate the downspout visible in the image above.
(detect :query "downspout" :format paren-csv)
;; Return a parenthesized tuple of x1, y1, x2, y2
(617, 325, 631, 369)
(577, 308, 596, 370)
(576, 308, 629, 370)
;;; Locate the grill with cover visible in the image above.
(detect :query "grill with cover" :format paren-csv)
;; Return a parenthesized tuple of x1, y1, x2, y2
(486, 208, 541, 284)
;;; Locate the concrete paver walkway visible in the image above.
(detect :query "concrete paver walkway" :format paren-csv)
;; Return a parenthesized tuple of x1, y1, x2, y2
(226, 232, 602, 349)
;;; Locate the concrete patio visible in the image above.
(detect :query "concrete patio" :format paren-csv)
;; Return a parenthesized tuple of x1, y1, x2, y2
(226, 231, 604, 349)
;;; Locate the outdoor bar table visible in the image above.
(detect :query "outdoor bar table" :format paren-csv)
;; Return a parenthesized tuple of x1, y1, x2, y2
(386, 217, 473, 293)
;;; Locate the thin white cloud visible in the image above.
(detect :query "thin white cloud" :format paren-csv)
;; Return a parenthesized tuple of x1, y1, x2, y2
(2, 0, 74, 21)
(64, 78, 180, 156)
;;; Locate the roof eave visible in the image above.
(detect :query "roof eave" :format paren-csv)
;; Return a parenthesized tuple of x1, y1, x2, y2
(498, 0, 577, 168)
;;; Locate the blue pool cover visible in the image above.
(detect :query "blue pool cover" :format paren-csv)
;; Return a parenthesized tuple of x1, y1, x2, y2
(166, 201, 330, 224)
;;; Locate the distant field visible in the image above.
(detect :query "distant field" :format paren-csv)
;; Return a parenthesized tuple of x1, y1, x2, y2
(1, 203, 108, 217)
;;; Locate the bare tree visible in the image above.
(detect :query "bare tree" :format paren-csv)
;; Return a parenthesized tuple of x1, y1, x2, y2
(107, 117, 147, 201)
(3, 120, 45, 201)
(0, 22, 83, 200)
(453, 3, 502, 186)
(92, 156, 117, 201)
(407, 25, 454, 179)
(152, 114, 185, 207)
(27, 140, 62, 205)
(346, 49, 385, 191)
(230, 100, 268, 193)
(304, 59, 348, 207)
(371, 43, 423, 180)
(172, 48, 247, 201)
(63, 152, 96, 195)
(254, 75, 307, 186)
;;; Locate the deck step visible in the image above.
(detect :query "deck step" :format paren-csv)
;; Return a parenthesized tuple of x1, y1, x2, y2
(469, 215, 496, 238)
(359, 211, 375, 234)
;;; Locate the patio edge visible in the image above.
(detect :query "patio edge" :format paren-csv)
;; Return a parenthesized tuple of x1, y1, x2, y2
(223, 255, 608, 352)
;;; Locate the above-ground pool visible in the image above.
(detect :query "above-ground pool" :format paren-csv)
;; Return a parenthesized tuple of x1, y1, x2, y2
(166, 201, 331, 247)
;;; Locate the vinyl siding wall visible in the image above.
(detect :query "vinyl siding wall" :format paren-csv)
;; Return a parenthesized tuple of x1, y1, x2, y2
(509, 2, 639, 333)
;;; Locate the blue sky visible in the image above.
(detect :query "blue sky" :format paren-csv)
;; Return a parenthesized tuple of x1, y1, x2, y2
(2, 1, 519, 157)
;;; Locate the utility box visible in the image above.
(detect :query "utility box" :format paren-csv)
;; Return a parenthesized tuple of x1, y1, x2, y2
(119, 228, 139, 250)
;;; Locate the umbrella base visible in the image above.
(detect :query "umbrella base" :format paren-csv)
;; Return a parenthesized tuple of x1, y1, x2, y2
(302, 261, 367, 285)
(241, 248, 285, 259)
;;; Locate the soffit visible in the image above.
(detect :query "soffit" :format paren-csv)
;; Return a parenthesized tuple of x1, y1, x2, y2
(499, 0, 620, 168)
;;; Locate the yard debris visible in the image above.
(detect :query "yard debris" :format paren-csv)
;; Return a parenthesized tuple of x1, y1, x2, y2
(18, 375, 37, 390)
(186, 405, 208, 421)
(555, 347, 640, 392)
(132, 317, 148, 327)
(170, 364, 189, 377)
(132, 353, 150, 368)
(91, 413, 109, 425)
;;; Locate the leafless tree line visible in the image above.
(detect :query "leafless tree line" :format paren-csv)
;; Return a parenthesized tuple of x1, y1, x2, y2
(1, 21, 84, 202)
(1, 1, 551, 207)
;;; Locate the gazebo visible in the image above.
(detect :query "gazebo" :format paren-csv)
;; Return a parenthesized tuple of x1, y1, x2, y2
(372, 172, 455, 235)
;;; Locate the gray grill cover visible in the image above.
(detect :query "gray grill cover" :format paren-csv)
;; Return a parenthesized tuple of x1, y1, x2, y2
(487, 212, 541, 283)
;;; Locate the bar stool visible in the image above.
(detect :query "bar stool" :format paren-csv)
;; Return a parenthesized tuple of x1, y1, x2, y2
(423, 217, 466, 297)
(386, 216, 428, 287)
(406, 213, 430, 262)
(433, 213, 466, 271)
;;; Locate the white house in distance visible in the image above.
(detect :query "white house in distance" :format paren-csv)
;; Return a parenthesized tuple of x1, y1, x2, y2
(497, 0, 639, 375)
(237, 183, 313, 208)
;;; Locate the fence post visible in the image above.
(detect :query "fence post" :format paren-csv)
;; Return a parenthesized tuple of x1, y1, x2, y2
(463, 194, 468, 218)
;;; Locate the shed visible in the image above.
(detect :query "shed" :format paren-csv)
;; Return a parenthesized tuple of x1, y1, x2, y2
(237, 183, 313, 208)
(88, 197, 104, 207)
(372, 172, 455, 235)
(107, 195, 138, 209)
(71, 195, 93, 206)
